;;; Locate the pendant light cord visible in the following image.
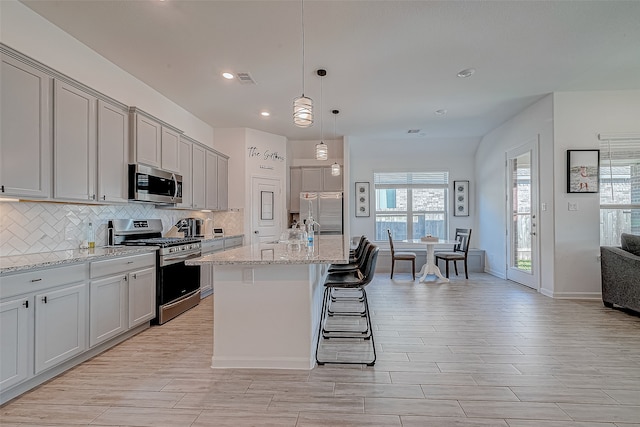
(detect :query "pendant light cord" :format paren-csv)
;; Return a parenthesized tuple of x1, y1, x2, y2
(301, 0, 305, 96)
(320, 74, 323, 141)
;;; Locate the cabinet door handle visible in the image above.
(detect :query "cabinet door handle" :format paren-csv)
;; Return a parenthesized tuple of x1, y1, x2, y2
(23, 300, 29, 308)
(31, 278, 42, 282)
(127, 261, 134, 264)
(42, 296, 48, 303)
(1, 185, 4, 193)
(132, 273, 137, 279)
(102, 195, 106, 201)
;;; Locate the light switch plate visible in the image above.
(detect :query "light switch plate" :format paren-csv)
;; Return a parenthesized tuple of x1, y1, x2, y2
(242, 268, 254, 283)
(568, 202, 579, 211)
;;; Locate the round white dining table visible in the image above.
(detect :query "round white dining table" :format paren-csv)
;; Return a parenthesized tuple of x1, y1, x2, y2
(408, 239, 458, 282)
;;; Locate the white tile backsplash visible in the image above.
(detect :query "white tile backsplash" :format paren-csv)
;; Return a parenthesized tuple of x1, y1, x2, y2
(0, 202, 244, 256)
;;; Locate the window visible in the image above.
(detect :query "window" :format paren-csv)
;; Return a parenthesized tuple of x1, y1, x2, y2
(599, 135, 640, 246)
(374, 171, 448, 241)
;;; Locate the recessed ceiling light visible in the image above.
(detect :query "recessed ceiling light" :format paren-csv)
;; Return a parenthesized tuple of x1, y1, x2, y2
(260, 111, 270, 117)
(222, 72, 234, 80)
(457, 68, 476, 78)
(435, 109, 447, 116)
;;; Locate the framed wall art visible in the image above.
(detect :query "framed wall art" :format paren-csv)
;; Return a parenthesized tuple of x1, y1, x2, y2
(567, 149, 599, 193)
(355, 182, 370, 217)
(453, 180, 469, 217)
(260, 191, 274, 220)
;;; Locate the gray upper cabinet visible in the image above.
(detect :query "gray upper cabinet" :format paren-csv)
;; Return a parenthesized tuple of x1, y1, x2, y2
(322, 167, 343, 191)
(0, 54, 52, 199)
(53, 81, 97, 202)
(289, 167, 302, 212)
(217, 155, 229, 211)
(97, 100, 128, 203)
(184, 139, 228, 211)
(299, 167, 343, 192)
(301, 167, 323, 192)
(129, 108, 182, 172)
(54, 84, 128, 204)
(192, 143, 206, 209)
(161, 126, 180, 173)
(205, 149, 218, 210)
(131, 112, 161, 168)
(178, 136, 193, 208)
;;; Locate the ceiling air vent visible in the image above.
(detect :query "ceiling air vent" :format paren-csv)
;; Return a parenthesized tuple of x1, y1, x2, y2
(407, 129, 420, 134)
(236, 72, 256, 85)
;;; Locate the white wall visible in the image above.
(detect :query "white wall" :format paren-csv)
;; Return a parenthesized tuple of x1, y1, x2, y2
(0, 0, 214, 148)
(216, 128, 288, 239)
(475, 95, 554, 283)
(476, 90, 640, 299)
(348, 137, 479, 243)
(552, 90, 640, 298)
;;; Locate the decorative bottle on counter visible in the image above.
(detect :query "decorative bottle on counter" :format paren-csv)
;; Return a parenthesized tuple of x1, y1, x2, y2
(87, 222, 95, 249)
(306, 220, 314, 252)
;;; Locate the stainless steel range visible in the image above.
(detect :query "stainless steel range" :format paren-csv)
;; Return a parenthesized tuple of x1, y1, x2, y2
(108, 219, 201, 324)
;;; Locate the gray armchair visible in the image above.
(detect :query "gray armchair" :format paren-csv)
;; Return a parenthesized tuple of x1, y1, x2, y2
(600, 237, 640, 313)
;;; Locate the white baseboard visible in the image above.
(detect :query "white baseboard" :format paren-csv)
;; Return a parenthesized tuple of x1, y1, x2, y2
(211, 356, 314, 370)
(485, 267, 506, 279)
(544, 291, 602, 300)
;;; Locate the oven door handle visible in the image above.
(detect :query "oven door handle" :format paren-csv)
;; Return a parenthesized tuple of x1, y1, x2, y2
(163, 252, 201, 264)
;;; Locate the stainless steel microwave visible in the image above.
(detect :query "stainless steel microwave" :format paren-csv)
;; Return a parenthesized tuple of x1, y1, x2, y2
(128, 164, 182, 204)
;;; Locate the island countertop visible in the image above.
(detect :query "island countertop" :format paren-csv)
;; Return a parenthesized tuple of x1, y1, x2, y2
(186, 235, 349, 266)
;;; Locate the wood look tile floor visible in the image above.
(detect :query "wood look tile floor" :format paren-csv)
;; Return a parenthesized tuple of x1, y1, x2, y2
(2, 273, 640, 426)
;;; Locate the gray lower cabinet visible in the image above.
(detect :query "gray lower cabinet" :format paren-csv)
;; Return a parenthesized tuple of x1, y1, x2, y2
(199, 237, 243, 298)
(1, 252, 156, 404)
(34, 282, 88, 375)
(0, 297, 30, 391)
(89, 274, 127, 347)
(1, 263, 86, 393)
(128, 266, 155, 328)
(200, 239, 224, 298)
(89, 253, 156, 343)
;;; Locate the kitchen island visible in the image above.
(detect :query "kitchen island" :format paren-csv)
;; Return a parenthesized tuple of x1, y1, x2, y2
(187, 235, 349, 369)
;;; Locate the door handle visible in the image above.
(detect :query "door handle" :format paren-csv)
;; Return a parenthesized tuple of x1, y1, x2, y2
(254, 230, 259, 234)
(530, 232, 536, 236)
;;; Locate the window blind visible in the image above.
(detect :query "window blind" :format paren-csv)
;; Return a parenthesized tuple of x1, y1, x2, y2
(374, 172, 449, 186)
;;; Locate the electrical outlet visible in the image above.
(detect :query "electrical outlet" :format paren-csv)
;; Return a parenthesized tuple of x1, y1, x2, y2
(568, 202, 578, 211)
(242, 268, 254, 283)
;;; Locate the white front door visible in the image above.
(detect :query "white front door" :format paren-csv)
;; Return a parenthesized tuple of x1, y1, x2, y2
(251, 176, 282, 243)
(506, 137, 540, 290)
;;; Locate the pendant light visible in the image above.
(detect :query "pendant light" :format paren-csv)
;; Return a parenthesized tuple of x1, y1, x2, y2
(331, 109, 341, 176)
(315, 69, 328, 160)
(293, 0, 313, 127)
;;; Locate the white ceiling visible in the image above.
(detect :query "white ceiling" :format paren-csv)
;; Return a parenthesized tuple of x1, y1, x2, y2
(21, 0, 640, 142)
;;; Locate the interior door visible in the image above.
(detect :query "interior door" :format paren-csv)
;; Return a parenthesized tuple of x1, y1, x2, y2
(506, 137, 539, 289)
(251, 176, 282, 243)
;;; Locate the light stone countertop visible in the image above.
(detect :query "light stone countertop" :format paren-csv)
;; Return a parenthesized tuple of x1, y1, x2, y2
(0, 246, 158, 275)
(187, 235, 349, 266)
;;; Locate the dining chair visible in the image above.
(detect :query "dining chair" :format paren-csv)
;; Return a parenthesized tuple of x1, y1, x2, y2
(387, 229, 416, 280)
(435, 228, 472, 279)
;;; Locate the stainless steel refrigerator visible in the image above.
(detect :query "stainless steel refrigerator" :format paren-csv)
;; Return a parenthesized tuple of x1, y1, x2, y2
(300, 192, 343, 234)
